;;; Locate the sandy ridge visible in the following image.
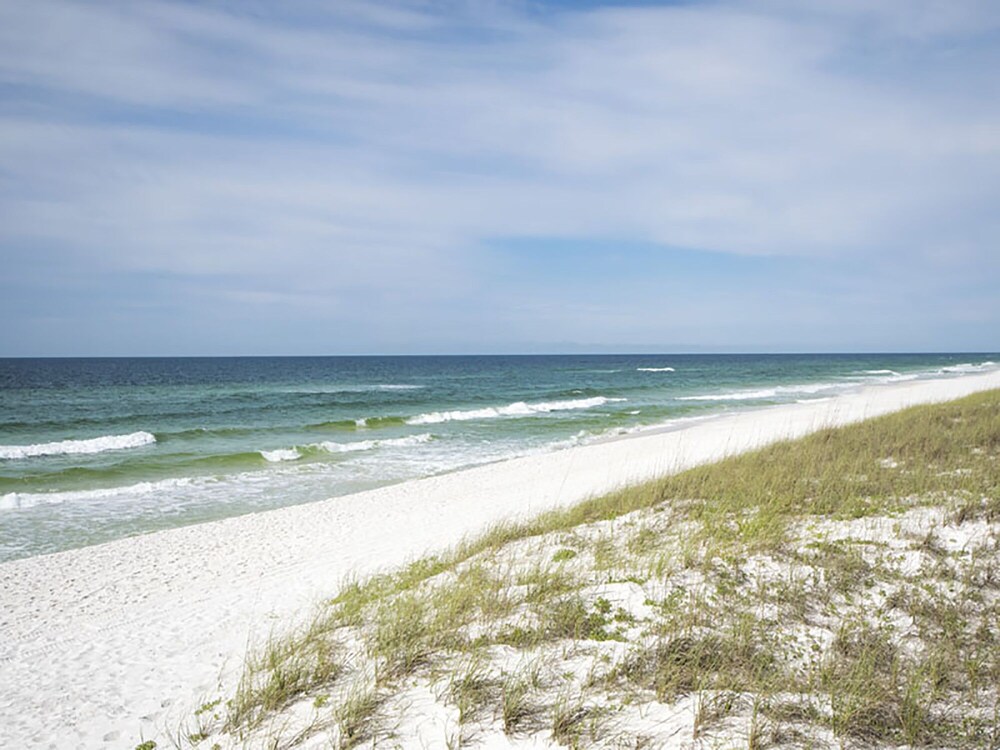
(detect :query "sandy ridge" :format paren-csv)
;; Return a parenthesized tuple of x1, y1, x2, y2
(1, 370, 999, 748)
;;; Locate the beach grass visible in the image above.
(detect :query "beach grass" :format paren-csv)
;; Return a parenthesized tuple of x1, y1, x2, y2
(193, 389, 1000, 748)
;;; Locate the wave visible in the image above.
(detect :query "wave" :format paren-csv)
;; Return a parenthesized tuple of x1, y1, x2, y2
(677, 383, 841, 402)
(1, 476, 193, 511)
(225, 433, 436, 463)
(260, 448, 301, 463)
(846, 370, 919, 384)
(2, 434, 436, 509)
(311, 433, 433, 454)
(257, 434, 436, 462)
(637, 367, 675, 373)
(406, 397, 625, 425)
(0, 431, 156, 460)
(306, 415, 408, 431)
(939, 362, 997, 374)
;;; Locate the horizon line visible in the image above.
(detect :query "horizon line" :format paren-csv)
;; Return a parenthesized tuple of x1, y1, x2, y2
(2, 350, 998, 360)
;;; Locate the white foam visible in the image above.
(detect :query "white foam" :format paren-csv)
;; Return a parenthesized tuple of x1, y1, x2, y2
(406, 397, 625, 425)
(316, 433, 433, 454)
(847, 370, 919, 384)
(677, 382, 841, 402)
(677, 388, 777, 402)
(940, 362, 997, 374)
(543, 429, 594, 451)
(636, 367, 675, 372)
(0, 431, 156, 460)
(0, 477, 193, 510)
(260, 449, 301, 463)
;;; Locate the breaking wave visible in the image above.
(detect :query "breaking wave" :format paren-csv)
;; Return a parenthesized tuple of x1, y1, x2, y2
(306, 416, 408, 431)
(406, 397, 625, 425)
(311, 433, 433, 453)
(260, 448, 301, 463)
(677, 383, 841, 402)
(940, 362, 997, 374)
(0, 431, 156, 460)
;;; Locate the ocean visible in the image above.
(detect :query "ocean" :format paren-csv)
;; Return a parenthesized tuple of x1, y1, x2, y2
(1, 353, 997, 562)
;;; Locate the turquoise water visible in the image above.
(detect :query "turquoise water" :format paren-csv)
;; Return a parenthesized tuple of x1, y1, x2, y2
(1, 354, 997, 562)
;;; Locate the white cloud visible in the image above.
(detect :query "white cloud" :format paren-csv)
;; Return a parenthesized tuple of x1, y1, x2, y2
(0, 0, 997, 352)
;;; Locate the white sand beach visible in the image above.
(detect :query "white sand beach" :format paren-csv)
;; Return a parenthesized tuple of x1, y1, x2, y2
(2, 371, 999, 749)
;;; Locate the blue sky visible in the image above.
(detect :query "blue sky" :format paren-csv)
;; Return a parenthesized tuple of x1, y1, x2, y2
(1, 0, 998, 355)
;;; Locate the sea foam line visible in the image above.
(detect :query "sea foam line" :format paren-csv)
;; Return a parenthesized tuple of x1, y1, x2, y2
(677, 383, 842, 402)
(0, 431, 156, 460)
(940, 362, 997, 374)
(637, 367, 675, 372)
(406, 396, 625, 425)
(314, 433, 433, 454)
(260, 433, 434, 461)
(0, 476, 193, 511)
(260, 448, 301, 463)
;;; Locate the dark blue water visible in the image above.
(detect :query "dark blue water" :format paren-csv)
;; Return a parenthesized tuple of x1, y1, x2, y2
(1, 353, 996, 561)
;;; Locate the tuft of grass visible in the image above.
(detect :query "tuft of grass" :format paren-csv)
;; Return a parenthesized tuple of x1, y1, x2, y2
(226, 626, 342, 732)
(542, 596, 621, 642)
(370, 593, 434, 683)
(801, 539, 874, 595)
(519, 564, 578, 604)
(619, 623, 777, 702)
(693, 690, 739, 738)
(334, 684, 382, 750)
(550, 691, 596, 746)
(627, 525, 662, 556)
(500, 668, 541, 735)
(448, 656, 496, 725)
(822, 620, 911, 742)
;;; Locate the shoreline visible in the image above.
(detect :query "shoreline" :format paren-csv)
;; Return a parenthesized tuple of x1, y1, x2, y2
(2, 370, 999, 748)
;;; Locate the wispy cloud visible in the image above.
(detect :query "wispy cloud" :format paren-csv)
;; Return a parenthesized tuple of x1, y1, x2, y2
(1, 0, 997, 354)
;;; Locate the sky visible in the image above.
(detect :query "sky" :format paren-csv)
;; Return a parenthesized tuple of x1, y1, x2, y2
(1, 0, 998, 356)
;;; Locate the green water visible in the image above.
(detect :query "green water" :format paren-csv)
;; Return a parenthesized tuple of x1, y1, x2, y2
(1, 353, 996, 561)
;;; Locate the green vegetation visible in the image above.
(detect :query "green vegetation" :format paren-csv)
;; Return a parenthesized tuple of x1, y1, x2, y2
(190, 390, 1000, 748)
